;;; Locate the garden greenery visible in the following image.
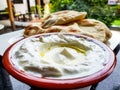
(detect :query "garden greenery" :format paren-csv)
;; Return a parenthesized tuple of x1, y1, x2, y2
(50, 0, 119, 27)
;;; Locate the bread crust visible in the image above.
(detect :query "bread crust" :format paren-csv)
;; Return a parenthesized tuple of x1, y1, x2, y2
(41, 10, 87, 28)
(23, 10, 112, 43)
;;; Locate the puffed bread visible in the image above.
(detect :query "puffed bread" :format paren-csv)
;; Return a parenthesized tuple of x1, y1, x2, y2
(41, 10, 87, 28)
(77, 19, 112, 42)
(23, 10, 112, 43)
(24, 24, 45, 37)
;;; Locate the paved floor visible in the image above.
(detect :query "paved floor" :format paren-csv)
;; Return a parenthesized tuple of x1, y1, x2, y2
(96, 51, 120, 90)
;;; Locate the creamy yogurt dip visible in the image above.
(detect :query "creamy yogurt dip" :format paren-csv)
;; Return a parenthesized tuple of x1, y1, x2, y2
(10, 34, 109, 79)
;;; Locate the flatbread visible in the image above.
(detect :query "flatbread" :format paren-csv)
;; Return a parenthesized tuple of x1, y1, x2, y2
(77, 19, 112, 42)
(41, 10, 87, 28)
(24, 24, 44, 37)
(23, 10, 112, 43)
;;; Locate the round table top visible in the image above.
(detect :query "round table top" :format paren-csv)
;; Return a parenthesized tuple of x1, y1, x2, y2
(0, 24, 4, 30)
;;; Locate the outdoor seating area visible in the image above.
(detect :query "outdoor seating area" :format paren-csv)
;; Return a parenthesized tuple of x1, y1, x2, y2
(0, 0, 120, 90)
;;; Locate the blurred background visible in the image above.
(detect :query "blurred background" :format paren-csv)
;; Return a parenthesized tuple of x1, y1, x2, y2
(0, 0, 120, 33)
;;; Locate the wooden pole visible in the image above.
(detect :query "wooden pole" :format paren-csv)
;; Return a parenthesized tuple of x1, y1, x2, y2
(27, 0, 31, 13)
(27, 0, 32, 20)
(6, 0, 16, 31)
(36, 0, 42, 18)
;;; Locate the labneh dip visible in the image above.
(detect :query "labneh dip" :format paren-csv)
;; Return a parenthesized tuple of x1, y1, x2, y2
(10, 34, 109, 79)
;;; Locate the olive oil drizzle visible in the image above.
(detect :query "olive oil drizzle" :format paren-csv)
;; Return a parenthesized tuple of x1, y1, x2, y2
(40, 43, 86, 57)
(59, 44, 86, 54)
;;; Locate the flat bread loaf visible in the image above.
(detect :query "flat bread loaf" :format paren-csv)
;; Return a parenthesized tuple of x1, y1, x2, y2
(23, 10, 112, 43)
(24, 24, 44, 37)
(77, 19, 112, 42)
(41, 10, 87, 28)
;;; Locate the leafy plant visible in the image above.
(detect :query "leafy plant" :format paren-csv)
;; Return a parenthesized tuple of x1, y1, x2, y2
(50, 0, 118, 27)
(50, 0, 74, 12)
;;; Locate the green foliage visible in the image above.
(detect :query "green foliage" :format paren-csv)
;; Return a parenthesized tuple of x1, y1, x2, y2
(50, 0, 118, 27)
(50, 0, 74, 12)
(111, 19, 120, 26)
(87, 6, 117, 27)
